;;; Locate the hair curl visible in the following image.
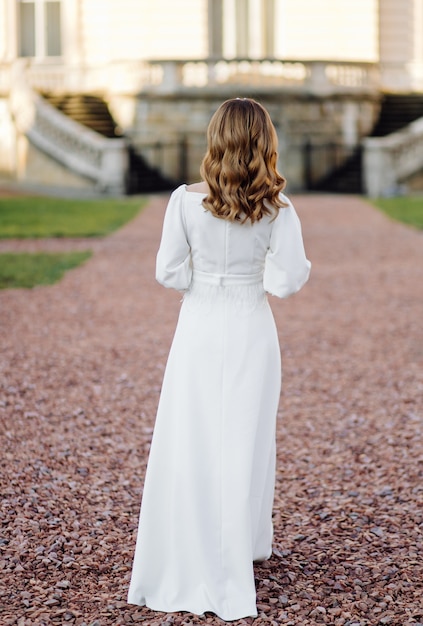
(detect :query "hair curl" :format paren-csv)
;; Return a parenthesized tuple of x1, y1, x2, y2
(200, 98, 287, 223)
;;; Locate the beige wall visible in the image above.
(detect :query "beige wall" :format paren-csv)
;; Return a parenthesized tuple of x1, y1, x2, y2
(0, 0, 6, 60)
(379, 0, 414, 64)
(79, 0, 208, 63)
(276, 0, 378, 61)
(222, 0, 378, 61)
(379, 0, 423, 89)
(1, 0, 379, 64)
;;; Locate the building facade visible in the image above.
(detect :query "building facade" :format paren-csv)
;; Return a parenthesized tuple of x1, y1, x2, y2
(3, 0, 423, 90)
(1, 0, 423, 192)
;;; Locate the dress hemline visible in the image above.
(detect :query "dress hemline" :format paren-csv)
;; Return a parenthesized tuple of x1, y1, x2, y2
(126, 598, 258, 622)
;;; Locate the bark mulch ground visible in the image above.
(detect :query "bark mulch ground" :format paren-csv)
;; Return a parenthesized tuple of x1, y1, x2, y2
(1, 193, 422, 626)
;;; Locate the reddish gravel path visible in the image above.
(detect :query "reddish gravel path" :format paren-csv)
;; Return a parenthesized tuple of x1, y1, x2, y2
(1, 193, 422, 626)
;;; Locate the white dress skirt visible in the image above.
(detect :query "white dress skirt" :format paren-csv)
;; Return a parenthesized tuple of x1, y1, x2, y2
(127, 185, 311, 621)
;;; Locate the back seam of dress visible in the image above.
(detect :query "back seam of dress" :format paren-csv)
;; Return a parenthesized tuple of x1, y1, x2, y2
(220, 285, 230, 617)
(223, 220, 228, 274)
(181, 185, 189, 237)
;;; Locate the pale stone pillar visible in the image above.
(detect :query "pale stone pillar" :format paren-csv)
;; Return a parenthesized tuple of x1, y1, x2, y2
(379, 0, 423, 90)
(99, 140, 128, 194)
(342, 101, 358, 147)
(249, 0, 262, 58)
(62, 0, 84, 92)
(223, 0, 236, 58)
(411, 0, 423, 88)
(1, 0, 18, 60)
(362, 137, 394, 197)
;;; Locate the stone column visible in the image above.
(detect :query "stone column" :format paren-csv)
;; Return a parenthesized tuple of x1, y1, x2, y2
(379, 0, 423, 90)
(1, 0, 18, 60)
(249, 0, 262, 58)
(61, 0, 85, 92)
(223, 0, 237, 58)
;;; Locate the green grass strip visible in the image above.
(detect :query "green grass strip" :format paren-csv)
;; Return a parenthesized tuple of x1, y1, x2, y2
(0, 196, 146, 238)
(371, 197, 423, 230)
(0, 251, 92, 289)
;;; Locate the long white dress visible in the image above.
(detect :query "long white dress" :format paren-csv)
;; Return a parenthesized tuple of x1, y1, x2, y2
(127, 184, 311, 621)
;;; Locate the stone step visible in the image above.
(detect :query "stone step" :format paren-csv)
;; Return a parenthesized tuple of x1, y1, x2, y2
(371, 93, 423, 137)
(40, 92, 119, 138)
(311, 94, 423, 192)
(38, 92, 177, 193)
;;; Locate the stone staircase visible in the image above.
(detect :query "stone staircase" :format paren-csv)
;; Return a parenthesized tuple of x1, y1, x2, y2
(40, 92, 176, 193)
(311, 94, 423, 193)
(371, 94, 423, 136)
(41, 93, 120, 138)
(310, 146, 363, 193)
(126, 146, 175, 194)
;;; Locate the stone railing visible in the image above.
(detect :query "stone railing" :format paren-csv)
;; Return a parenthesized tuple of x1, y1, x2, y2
(23, 61, 153, 95)
(363, 118, 423, 196)
(9, 65, 128, 194)
(1, 58, 379, 97)
(139, 58, 379, 94)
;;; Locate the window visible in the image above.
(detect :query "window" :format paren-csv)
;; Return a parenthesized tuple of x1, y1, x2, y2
(18, 0, 62, 58)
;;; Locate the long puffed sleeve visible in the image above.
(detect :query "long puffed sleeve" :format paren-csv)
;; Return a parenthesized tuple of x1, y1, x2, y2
(263, 196, 311, 298)
(156, 185, 192, 290)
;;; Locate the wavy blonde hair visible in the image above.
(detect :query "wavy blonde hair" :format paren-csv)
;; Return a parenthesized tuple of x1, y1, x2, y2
(200, 98, 287, 223)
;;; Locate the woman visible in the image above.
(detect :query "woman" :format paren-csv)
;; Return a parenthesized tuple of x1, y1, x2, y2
(127, 98, 311, 621)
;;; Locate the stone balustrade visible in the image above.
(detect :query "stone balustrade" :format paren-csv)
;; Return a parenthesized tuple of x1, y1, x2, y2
(1, 58, 380, 97)
(9, 67, 128, 194)
(143, 58, 380, 94)
(363, 118, 423, 196)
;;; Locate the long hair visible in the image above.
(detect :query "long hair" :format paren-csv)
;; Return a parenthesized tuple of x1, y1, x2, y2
(200, 98, 287, 223)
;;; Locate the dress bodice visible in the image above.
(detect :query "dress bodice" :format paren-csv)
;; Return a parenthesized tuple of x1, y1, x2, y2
(156, 184, 311, 298)
(182, 189, 275, 276)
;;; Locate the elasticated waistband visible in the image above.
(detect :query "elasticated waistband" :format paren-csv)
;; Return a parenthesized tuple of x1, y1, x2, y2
(192, 269, 263, 287)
